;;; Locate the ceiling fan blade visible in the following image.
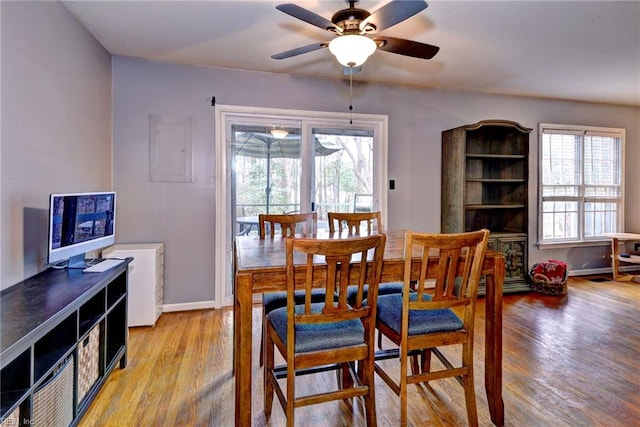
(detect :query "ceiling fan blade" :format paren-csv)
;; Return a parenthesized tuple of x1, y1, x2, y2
(271, 42, 329, 60)
(375, 36, 439, 59)
(360, 0, 428, 33)
(276, 4, 340, 33)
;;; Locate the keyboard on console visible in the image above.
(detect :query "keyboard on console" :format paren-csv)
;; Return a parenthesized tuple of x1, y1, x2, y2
(83, 258, 125, 273)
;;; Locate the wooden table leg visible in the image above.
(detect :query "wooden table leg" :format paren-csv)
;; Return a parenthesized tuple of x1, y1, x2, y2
(611, 238, 621, 281)
(484, 255, 505, 426)
(235, 272, 253, 426)
(610, 237, 630, 281)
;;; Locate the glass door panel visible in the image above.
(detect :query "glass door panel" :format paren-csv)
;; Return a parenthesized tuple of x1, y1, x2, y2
(230, 121, 302, 236)
(312, 127, 375, 225)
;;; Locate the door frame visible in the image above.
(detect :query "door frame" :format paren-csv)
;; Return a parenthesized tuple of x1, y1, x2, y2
(214, 104, 388, 307)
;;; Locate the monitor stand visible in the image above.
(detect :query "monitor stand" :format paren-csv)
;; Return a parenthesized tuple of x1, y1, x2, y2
(67, 253, 89, 269)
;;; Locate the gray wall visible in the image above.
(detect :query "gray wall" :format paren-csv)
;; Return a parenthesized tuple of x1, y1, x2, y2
(2, 2, 639, 306)
(1, 1, 112, 289)
(113, 56, 639, 305)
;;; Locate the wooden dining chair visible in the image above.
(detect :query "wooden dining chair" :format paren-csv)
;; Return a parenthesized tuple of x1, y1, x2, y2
(374, 229, 489, 427)
(328, 211, 383, 235)
(258, 212, 320, 366)
(328, 211, 404, 348)
(326, 212, 401, 303)
(264, 234, 386, 427)
(259, 212, 317, 238)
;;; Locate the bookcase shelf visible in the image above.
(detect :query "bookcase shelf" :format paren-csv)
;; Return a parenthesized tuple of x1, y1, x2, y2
(0, 260, 131, 424)
(442, 119, 532, 293)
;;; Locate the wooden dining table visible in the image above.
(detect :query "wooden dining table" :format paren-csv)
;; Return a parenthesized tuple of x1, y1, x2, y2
(233, 229, 506, 426)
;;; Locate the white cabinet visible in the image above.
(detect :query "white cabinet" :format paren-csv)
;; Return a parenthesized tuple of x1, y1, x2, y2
(103, 243, 164, 327)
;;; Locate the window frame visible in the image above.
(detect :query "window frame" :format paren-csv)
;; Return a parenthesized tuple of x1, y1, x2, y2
(537, 123, 625, 248)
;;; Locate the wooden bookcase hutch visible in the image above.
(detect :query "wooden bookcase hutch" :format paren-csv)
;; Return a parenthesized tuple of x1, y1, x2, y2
(441, 119, 532, 293)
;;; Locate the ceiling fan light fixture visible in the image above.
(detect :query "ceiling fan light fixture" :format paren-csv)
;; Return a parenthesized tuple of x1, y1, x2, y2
(270, 128, 289, 139)
(328, 34, 377, 67)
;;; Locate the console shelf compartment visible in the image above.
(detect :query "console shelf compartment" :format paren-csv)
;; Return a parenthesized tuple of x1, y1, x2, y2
(0, 349, 30, 416)
(34, 313, 77, 381)
(0, 259, 131, 424)
(79, 288, 106, 336)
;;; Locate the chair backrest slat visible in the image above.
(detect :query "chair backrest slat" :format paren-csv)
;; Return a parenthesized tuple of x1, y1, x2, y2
(286, 234, 386, 326)
(404, 229, 489, 311)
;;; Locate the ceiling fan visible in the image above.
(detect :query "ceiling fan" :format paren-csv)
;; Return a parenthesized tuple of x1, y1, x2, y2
(271, 0, 440, 69)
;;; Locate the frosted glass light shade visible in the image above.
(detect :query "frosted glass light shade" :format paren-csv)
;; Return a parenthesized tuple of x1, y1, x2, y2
(328, 35, 377, 67)
(270, 128, 289, 139)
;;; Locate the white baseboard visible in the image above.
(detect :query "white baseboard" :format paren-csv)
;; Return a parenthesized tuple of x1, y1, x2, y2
(568, 265, 640, 276)
(162, 297, 247, 312)
(568, 267, 610, 276)
(162, 300, 217, 312)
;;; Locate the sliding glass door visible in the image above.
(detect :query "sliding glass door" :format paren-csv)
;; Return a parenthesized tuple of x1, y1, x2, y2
(214, 106, 387, 306)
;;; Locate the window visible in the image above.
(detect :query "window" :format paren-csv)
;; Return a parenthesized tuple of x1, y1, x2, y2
(538, 124, 625, 245)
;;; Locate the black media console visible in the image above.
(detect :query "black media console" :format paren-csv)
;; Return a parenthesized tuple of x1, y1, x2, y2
(1, 260, 131, 425)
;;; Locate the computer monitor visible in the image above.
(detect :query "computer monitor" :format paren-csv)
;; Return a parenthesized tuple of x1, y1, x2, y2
(47, 191, 116, 268)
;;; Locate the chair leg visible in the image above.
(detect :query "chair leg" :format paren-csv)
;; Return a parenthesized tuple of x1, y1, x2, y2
(400, 384, 408, 426)
(337, 362, 354, 389)
(462, 343, 479, 427)
(420, 348, 431, 379)
(463, 373, 479, 427)
(286, 365, 295, 427)
(336, 364, 343, 389)
(362, 358, 377, 427)
(263, 327, 274, 418)
(259, 310, 265, 367)
(400, 352, 408, 426)
(410, 354, 419, 375)
(337, 362, 356, 405)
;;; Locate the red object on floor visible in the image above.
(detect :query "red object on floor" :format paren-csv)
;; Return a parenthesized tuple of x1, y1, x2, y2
(530, 259, 567, 284)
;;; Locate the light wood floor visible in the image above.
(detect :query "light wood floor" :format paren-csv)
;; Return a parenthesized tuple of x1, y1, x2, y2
(80, 275, 640, 426)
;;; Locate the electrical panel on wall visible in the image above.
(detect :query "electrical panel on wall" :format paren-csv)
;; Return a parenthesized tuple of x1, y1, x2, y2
(149, 115, 193, 183)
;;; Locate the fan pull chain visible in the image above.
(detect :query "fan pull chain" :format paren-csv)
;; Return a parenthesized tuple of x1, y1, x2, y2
(349, 68, 353, 125)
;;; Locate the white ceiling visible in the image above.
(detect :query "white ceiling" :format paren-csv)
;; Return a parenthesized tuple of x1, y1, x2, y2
(62, 0, 640, 106)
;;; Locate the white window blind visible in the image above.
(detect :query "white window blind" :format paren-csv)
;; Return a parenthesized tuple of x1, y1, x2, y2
(538, 124, 624, 244)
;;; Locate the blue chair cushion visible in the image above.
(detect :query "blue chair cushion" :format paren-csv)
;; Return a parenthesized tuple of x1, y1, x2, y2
(268, 303, 365, 353)
(376, 293, 463, 336)
(263, 289, 329, 314)
(346, 281, 405, 306)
